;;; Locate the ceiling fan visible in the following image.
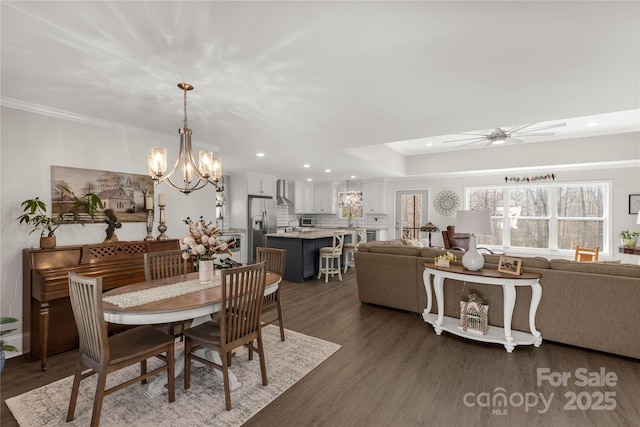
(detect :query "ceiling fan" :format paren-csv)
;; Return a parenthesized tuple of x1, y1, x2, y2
(442, 122, 566, 147)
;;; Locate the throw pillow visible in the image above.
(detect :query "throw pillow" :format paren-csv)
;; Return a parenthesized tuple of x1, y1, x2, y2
(403, 238, 423, 247)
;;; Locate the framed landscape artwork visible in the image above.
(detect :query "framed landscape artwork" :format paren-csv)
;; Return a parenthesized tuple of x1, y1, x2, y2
(51, 166, 154, 223)
(629, 194, 640, 215)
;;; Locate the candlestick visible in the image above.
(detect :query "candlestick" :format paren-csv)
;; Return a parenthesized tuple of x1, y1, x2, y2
(145, 196, 153, 210)
(144, 209, 155, 241)
(157, 204, 169, 240)
(158, 193, 166, 206)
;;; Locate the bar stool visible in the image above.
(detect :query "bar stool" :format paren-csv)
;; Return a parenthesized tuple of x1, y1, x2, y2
(317, 231, 345, 283)
(343, 228, 367, 273)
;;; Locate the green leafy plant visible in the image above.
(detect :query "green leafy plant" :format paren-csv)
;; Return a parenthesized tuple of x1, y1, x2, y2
(17, 188, 104, 237)
(619, 230, 639, 240)
(0, 317, 18, 352)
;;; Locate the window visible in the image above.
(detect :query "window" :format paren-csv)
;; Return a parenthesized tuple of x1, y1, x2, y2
(466, 182, 609, 253)
(338, 191, 363, 219)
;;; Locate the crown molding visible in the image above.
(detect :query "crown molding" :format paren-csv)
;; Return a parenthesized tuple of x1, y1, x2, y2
(0, 97, 221, 151)
(401, 159, 640, 180)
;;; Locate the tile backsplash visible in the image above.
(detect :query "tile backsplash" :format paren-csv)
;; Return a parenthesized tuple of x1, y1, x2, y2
(276, 204, 387, 230)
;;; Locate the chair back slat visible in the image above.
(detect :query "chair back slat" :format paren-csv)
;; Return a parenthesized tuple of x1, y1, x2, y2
(332, 232, 345, 254)
(256, 247, 286, 276)
(68, 272, 109, 365)
(256, 247, 285, 303)
(144, 249, 188, 281)
(221, 262, 267, 347)
(355, 228, 368, 247)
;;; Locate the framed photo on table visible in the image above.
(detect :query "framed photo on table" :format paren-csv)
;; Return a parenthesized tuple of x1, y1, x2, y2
(629, 194, 640, 215)
(498, 256, 522, 276)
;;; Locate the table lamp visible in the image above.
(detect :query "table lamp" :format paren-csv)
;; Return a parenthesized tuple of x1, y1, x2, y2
(420, 222, 440, 247)
(455, 210, 492, 271)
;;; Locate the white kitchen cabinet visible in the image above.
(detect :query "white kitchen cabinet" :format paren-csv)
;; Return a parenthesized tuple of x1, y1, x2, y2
(294, 181, 315, 214)
(247, 173, 275, 197)
(362, 180, 386, 214)
(314, 182, 337, 214)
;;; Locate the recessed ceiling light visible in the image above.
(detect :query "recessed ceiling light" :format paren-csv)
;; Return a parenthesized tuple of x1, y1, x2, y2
(256, 152, 265, 157)
(303, 164, 310, 168)
(425, 142, 433, 147)
(587, 122, 599, 127)
(350, 175, 356, 179)
(325, 169, 331, 173)
(306, 178, 313, 182)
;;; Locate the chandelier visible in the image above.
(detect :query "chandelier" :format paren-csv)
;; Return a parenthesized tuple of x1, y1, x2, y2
(147, 83, 222, 194)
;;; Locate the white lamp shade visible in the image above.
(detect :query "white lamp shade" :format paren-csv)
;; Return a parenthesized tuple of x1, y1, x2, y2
(455, 210, 492, 234)
(637, 212, 640, 224)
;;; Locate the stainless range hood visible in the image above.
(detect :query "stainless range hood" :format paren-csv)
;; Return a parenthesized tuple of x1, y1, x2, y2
(276, 179, 293, 206)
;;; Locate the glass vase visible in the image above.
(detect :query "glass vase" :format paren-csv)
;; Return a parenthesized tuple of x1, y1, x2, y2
(198, 259, 214, 284)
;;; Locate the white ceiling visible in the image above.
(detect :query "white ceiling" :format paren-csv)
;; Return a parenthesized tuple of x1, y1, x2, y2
(1, 1, 639, 182)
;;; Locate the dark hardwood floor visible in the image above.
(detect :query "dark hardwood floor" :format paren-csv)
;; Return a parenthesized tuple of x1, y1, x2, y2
(2, 271, 639, 426)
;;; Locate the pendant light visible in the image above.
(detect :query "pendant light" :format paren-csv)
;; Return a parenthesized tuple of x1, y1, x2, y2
(147, 83, 222, 194)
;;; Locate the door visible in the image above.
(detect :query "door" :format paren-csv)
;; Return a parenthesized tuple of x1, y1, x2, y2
(395, 190, 429, 239)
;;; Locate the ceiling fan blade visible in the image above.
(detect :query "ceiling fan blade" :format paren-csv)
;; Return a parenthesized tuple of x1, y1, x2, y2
(458, 132, 494, 136)
(514, 132, 556, 137)
(506, 137, 525, 144)
(442, 136, 487, 144)
(507, 123, 535, 133)
(516, 122, 566, 134)
(456, 140, 487, 148)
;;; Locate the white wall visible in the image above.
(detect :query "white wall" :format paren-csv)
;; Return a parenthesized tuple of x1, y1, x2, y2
(1, 107, 218, 356)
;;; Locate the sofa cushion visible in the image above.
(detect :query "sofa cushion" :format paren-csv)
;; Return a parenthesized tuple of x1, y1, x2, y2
(357, 239, 407, 252)
(550, 258, 640, 278)
(368, 245, 422, 257)
(420, 247, 464, 259)
(483, 254, 550, 269)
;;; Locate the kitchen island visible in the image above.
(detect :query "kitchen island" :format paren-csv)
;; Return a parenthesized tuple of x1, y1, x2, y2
(266, 230, 352, 282)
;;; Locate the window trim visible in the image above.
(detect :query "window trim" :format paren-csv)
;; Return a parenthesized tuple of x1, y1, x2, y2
(464, 180, 612, 258)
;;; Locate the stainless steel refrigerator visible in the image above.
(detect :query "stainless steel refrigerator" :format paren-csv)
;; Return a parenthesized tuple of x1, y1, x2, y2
(248, 196, 277, 264)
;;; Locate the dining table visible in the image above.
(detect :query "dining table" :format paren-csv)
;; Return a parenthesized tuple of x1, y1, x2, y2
(102, 270, 282, 398)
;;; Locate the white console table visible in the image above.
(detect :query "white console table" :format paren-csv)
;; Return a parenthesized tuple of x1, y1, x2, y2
(422, 263, 542, 352)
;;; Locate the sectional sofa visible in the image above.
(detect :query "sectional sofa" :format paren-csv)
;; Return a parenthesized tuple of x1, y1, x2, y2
(354, 239, 640, 359)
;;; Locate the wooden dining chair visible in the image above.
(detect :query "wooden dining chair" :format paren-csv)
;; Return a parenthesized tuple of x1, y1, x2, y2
(183, 262, 268, 411)
(144, 249, 189, 280)
(575, 245, 599, 262)
(144, 249, 190, 337)
(256, 247, 286, 341)
(66, 272, 175, 427)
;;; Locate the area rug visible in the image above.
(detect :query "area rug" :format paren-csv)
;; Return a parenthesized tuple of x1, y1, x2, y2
(6, 326, 340, 426)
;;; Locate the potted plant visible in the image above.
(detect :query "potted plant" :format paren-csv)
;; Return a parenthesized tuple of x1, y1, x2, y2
(619, 230, 639, 248)
(0, 316, 18, 374)
(17, 188, 104, 249)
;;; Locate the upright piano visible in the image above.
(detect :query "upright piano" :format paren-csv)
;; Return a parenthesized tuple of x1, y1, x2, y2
(22, 239, 180, 370)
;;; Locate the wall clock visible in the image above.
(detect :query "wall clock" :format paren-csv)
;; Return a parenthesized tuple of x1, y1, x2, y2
(433, 190, 460, 216)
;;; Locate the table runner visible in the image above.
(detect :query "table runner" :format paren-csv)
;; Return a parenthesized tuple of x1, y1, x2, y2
(103, 278, 221, 308)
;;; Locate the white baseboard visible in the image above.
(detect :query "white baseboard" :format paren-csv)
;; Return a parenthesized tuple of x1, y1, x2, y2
(2, 333, 23, 359)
